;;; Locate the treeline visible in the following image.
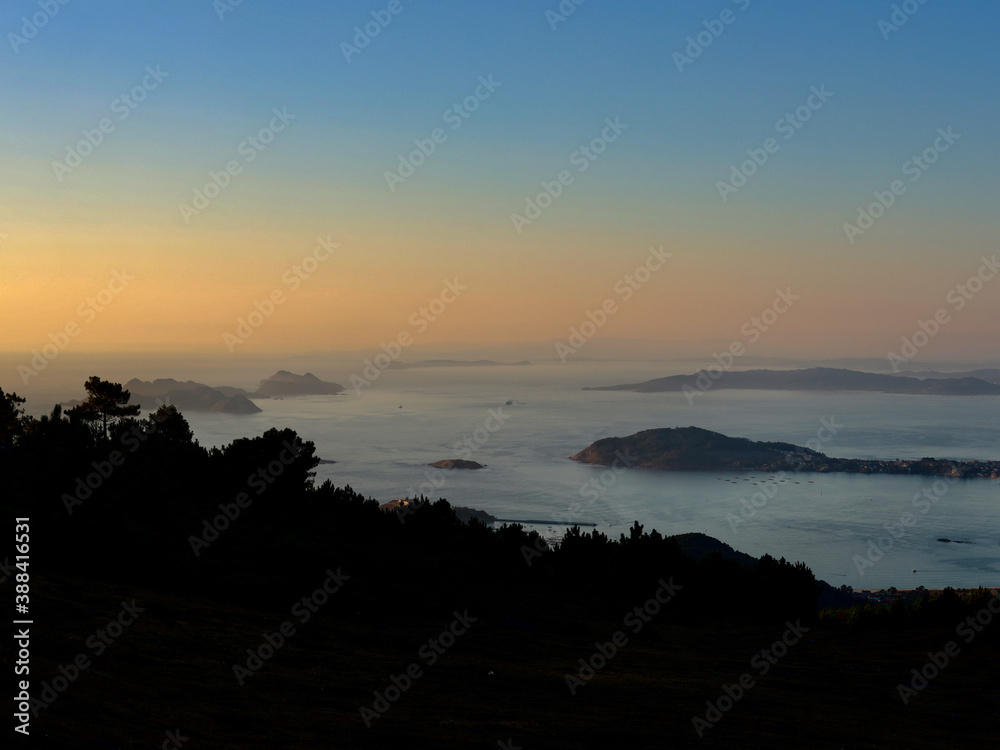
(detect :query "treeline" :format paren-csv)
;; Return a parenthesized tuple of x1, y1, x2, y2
(2, 379, 821, 625)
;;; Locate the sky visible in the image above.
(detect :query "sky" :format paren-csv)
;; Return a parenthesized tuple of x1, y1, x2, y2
(2, 0, 999, 369)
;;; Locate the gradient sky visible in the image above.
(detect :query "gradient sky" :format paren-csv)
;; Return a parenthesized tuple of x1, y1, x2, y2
(2, 0, 998, 363)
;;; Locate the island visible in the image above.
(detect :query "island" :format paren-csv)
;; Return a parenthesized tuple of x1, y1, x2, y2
(428, 459, 485, 470)
(584, 367, 1000, 396)
(252, 370, 345, 396)
(116, 371, 346, 412)
(571, 426, 1000, 478)
(124, 378, 261, 414)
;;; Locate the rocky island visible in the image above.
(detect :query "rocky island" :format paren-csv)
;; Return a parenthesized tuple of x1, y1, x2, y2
(571, 426, 1000, 478)
(428, 459, 485, 470)
(125, 378, 261, 414)
(253, 371, 345, 396)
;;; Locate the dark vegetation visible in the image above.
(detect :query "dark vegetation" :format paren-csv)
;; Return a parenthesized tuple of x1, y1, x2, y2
(1, 380, 998, 749)
(2, 381, 819, 623)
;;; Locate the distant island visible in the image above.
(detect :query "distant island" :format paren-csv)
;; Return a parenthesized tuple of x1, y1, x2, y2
(894, 368, 1000, 384)
(428, 459, 485, 470)
(584, 367, 1000, 396)
(388, 359, 532, 369)
(125, 378, 261, 414)
(119, 370, 346, 413)
(252, 370, 345, 396)
(571, 426, 1000, 478)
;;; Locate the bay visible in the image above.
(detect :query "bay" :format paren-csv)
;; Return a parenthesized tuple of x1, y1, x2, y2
(179, 361, 1000, 591)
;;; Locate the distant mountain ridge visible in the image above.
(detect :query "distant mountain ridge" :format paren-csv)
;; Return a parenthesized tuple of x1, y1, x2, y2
(894, 368, 1000, 384)
(388, 359, 532, 369)
(584, 367, 1000, 395)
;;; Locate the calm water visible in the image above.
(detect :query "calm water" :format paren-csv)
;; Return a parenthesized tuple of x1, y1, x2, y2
(180, 362, 1000, 590)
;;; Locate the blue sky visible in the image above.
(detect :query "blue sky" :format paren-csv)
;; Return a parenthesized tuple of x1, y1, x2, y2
(2, 0, 998, 357)
(5, 1, 997, 223)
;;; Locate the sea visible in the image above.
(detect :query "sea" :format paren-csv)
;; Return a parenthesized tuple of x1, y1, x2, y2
(125, 361, 1000, 591)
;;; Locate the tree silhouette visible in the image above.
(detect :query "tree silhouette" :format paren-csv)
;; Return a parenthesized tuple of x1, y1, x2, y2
(147, 403, 195, 444)
(71, 376, 141, 440)
(0, 387, 27, 447)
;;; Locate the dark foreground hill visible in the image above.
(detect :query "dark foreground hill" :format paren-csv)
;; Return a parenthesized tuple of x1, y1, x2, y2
(585, 366, 1000, 395)
(17, 567, 998, 750)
